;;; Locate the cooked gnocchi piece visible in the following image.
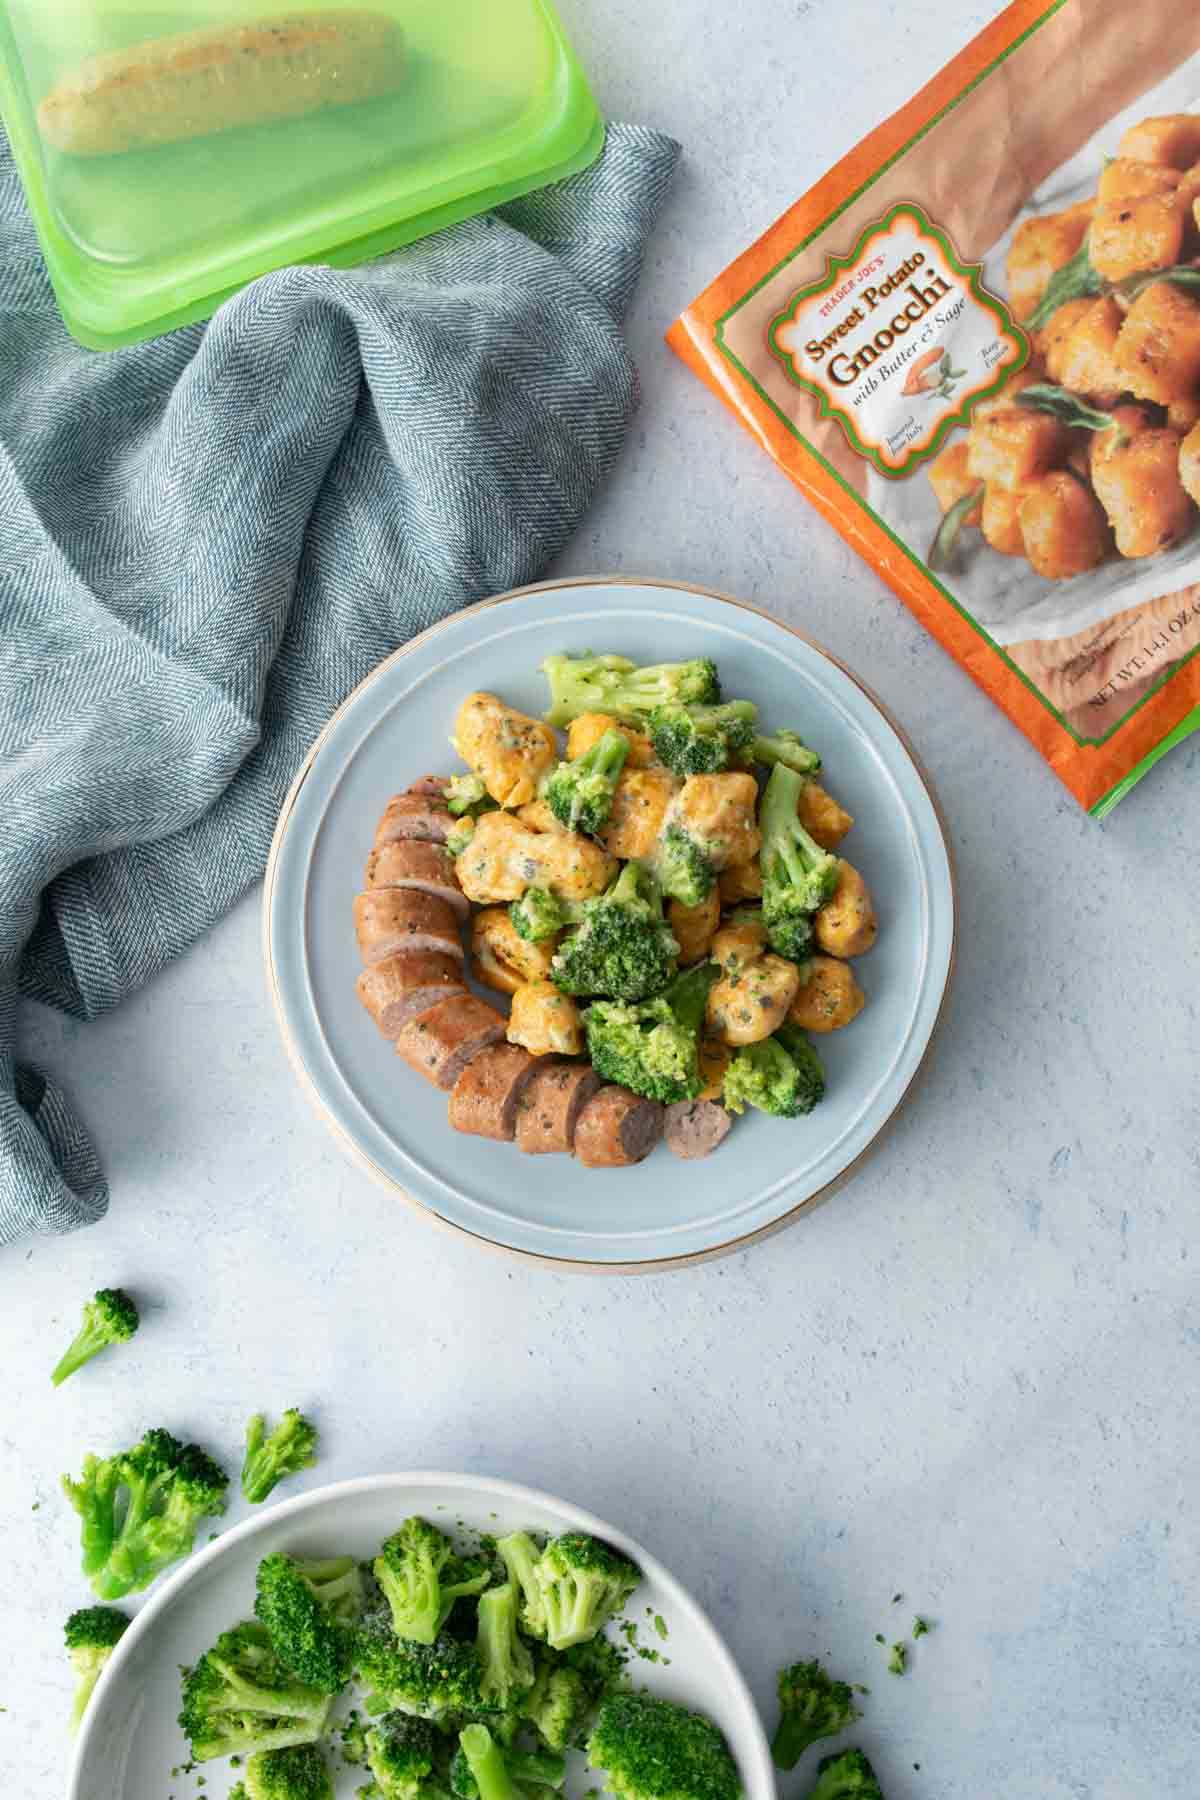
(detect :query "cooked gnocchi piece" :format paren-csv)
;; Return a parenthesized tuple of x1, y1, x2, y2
(1090, 193, 1184, 284)
(928, 440, 983, 523)
(1018, 472, 1113, 579)
(566, 711, 656, 767)
(471, 908, 557, 994)
(1004, 203, 1092, 321)
(1117, 114, 1200, 170)
(798, 781, 854, 849)
(967, 408, 1071, 492)
(717, 857, 763, 904)
(1090, 425, 1193, 557)
(787, 955, 866, 1033)
(1115, 280, 1200, 405)
(710, 918, 769, 976)
(452, 692, 558, 808)
(507, 980, 583, 1057)
(599, 767, 677, 860)
(706, 952, 801, 1046)
(981, 481, 1037, 556)
(814, 860, 877, 958)
(669, 772, 761, 869)
(668, 889, 720, 965)
(456, 809, 616, 903)
(1039, 296, 1125, 406)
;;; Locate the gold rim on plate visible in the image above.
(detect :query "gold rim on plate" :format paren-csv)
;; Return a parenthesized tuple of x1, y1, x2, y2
(262, 574, 958, 1274)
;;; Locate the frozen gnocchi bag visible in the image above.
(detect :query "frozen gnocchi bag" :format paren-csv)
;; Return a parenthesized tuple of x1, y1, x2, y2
(669, 0, 1200, 813)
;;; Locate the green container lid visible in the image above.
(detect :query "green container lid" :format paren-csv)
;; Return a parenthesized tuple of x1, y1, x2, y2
(0, 1, 604, 349)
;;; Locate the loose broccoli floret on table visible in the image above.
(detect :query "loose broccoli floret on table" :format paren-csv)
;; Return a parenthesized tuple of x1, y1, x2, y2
(51, 1287, 138, 1387)
(529, 1533, 641, 1652)
(476, 1582, 535, 1707)
(64, 1604, 129, 1733)
(771, 1659, 861, 1769)
(587, 1692, 741, 1800)
(751, 729, 822, 776)
(540, 654, 720, 727)
(178, 1621, 333, 1762)
(802, 1748, 884, 1800)
(759, 762, 839, 958)
(241, 1410, 319, 1505)
(63, 1427, 227, 1599)
(552, 865, 678, 1002)
(238, 1741, 334, 1800)
(355, 1612, 498, 1722)
(544, 729, 630, 835)
(648, 702, 758, 777)
(585, 963, 718, 1106)
(509, 888, 575, 944)
(254, 1552, 360, 1693)
(650, 821, 716, 909)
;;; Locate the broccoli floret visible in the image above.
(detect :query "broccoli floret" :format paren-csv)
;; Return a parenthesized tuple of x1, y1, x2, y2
(520, 1662, 586, 1751)
(509, 889, 574, 944)
(723, 1029, 825, 1119)
(63, 1428, 227, 1600)
(540, 655, 720, 727)
(447, 817, 477, 858)
(355, 1612, 498, 1721)
(445, 774, 496, 818)
(584, 963, 718, 1106)
(529, 1534, 641, 1652)
(650, 822, 715, 909)
(374, 1518, 492, 1646)
(254, 1553, 361, 1693)
(64, 1604, 129, 1732)
(477, 1583, 535, 1707)
(551, 865, 678, 1002)
(240, 1742, 334, 1800)
(561, 1632, 628, 1704)
(648, 702, 758, 777)
(772, 1660, 861, 1770)
(543, 729, 630, 836)
(51, 1288, 138, 1387)
(802, 1748, 884, 1800)
(587, 1692, 740, 1800)
(178, 1621, 333, 1762)
(241, 1410, 319, 1505)
(364, 1711, 440, 1800)
(496, 1532, 547, 1638)
(759, 762, 839, 957)
(452, 1725, 529, 1800)
(451, 1734, 565, 1799)
(751, 730, 822, 776)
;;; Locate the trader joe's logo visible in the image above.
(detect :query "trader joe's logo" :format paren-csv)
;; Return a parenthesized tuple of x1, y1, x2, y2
(766, 203, 1027, 478)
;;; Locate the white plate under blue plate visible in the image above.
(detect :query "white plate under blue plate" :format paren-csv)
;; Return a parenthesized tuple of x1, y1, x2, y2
(264, 577, 955, 1267)
(69, 1471, 775, 1800)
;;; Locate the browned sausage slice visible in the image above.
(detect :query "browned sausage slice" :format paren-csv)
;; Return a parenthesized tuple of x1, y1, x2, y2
(574, 1085, 664, 1168)
(374, 793, 455, 847)
(394, 993, 507, 1090)
(448, 1043, 539, 1140)
(353, 890, 463, 966)
(516, 1061, 603, 1155)
(365, 840, 468, 918)
(407, 775, 450, 798)
(356, 954, 466, 1038)
(663, 1098, 733, 1160)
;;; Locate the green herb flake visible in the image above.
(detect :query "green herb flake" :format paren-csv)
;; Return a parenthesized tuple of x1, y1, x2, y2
(653, 1614, 668, 1639)
(888, 1642, 908, 1676)
(912, 1616, 931, 1638)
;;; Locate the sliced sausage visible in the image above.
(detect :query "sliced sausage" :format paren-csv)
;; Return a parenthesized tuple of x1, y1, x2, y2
(394, 993, 507, 1090)
(353, 890, 464, 966)
(407, 775, 450, 798)
(574, 1086, 664, 1168)
(356, 954, 466, 1038)
(374, 793, 455, 847)
(448, 1043, 539, 1141)
(664, 1099, 733, 1161)
(515, 1062, 603, 1155)
(365, 840, 468, 918)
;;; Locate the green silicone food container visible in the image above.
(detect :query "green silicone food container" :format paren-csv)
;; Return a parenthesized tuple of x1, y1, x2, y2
(0, 1, 604, 349)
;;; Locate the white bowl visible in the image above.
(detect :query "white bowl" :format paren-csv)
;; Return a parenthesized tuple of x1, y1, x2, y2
(69, 1470, 776, 1800)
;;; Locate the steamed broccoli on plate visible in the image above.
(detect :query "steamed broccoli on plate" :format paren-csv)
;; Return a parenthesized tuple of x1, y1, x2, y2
(648, 701, 758, 777)
(227, 1741, 334, 1800)
(587, 1692, 742, 1800)
(723, 1029, 825, 1119)
(450, 1724, 565, 1798)
(64, 1604, 128, 1732)
(178, 1620, 334, 1761)
(540, 654, 720, 727)
(254, 1552, 362, 1693)
(550, 864, 679, 1002)
(62, 1426, 228, 1599)
(374, 1515, 493, 1645)
(759, 760, 840, 960)
(544, 726, 630, 834)
(51, 1286, 138, 1386)
(585, 963, 719, 1106)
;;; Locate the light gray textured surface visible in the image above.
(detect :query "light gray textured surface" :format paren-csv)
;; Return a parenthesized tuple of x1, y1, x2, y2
(4, 2, 1199, 1797)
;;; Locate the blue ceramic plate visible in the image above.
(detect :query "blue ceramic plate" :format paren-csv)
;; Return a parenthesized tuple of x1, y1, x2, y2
(264, 577, 955, 1267)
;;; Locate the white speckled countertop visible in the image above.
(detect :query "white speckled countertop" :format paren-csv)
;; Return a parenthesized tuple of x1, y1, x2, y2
(5, 3, 1200, 1796)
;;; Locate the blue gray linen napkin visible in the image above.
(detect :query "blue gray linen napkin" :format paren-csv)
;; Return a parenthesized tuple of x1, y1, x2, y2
(0, 121, 679, 1247)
